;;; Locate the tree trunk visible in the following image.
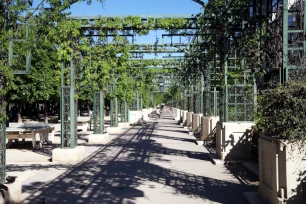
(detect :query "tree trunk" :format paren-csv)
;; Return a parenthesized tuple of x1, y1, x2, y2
(44, 101, 48, 124)
(17, 102, 22, 123)
(87, 101, 91, 116)
(36, 103, 39, 121)
(78, 100, 80, 117)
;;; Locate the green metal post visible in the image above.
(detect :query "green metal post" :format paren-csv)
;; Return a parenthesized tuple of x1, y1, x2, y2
(224, 42, 228, 122)
(283, 0, 288, 82)
(124, 100, 127, 122)
(304, 0, 306, 63)
(69, 56, 76, 148)
(136, 90, 139, 110)
(200, 75, 203, 114)
(140, 95, 143, 110)
(93, 90, 104, 134)
(100, 90, 104, 133)
(120, 102, 124, 122)
(128, 108, 130, 122)
(115, 97, 118, 127)
(110, 99, 113, 126)
(61, 51, 77, 148)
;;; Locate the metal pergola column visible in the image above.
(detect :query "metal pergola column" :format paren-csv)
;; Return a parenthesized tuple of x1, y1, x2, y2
(60, 54, 77, 148)
(93, 90, 104, 134)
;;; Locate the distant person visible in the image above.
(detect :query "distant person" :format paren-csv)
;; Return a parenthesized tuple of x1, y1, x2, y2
(156, 107, 161, 119)
(106, 106, 110, 116)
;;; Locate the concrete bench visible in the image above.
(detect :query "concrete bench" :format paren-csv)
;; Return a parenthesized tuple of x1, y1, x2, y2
(7, 123, 55, 149)
(59, 117, 92, 131)
(76, 117, 91, 131)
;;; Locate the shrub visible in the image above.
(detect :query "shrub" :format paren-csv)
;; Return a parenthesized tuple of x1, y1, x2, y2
(258, 80, 306, 140)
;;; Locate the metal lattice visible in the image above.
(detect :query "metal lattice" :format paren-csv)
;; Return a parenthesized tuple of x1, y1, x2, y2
(60, 54, 78, 148)
(74, 98, 78, 145)
(94, 91, 104, 134)
(227, 85, 254, 122)
(204, 89, 219, 116)
(62, 87, 71, 147)
(110, 97, 118, 127)
(121, 102, 125, 122)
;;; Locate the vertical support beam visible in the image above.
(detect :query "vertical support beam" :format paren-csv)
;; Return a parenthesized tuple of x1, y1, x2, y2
(304, 0, 306, 65)
(200, 74, 204, 114)
(115, 96, 118, 127)
(120, 101, 124, 122)
(93, 90, 104, 134)
(124, 100, 127, 122)
(60, 63, 64, 147)
(0, 75, 6, 183)
(60, 51, 77, 148)
(69, 55, 76, 148)
(224, 55, 228, 122)
(100, 90, 104, 133)
(283, 0, 289, 82)
(214, 87, 217, 116)
(136, 90, 139, 110)
(110, 99, 113, 126)
(140, 95, 143, 110)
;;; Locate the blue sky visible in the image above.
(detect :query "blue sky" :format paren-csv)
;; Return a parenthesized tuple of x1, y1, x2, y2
(68, 0, 203, 16)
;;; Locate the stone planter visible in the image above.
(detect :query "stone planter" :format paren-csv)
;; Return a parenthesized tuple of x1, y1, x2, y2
(258, 135, 306, 204)
(186, 112, 193, 128)
(200, 116, 219, 141)
(182, 110, 188, 124)
(216, 121, 254, 161)
(174, 108, 181, 121)
(180, 110, 184, 122)
(191, 113, 203, 132)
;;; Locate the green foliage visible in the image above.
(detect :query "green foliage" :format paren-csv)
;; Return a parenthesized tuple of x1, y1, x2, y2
(258, 81, 306, 140)
(8, 37, 59, 103)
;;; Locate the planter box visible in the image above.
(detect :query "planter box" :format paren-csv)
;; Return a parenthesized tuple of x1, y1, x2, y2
(173, 108, 181, 121)
(216, 121, 254, 161)
(182, 110, 188, 124)
(186, 112, 193, 127)
(258, 135, 306, 204)
(180, 110, 184, 123)
(191, 113, 203, 132)
(200, 116, 219, 141)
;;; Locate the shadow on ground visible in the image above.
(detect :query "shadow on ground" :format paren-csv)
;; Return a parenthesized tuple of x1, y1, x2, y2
(21, 112, 257, 204)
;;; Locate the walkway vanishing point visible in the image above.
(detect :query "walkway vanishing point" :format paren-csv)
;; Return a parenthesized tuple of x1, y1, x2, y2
(7, 109, 258, 204)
